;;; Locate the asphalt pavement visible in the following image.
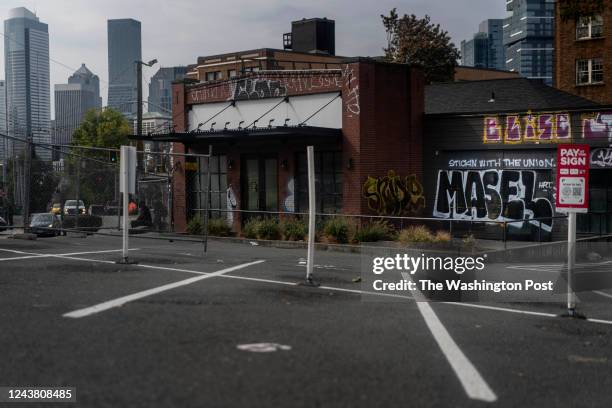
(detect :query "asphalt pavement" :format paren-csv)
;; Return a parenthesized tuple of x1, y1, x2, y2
(1, 234, 612, 407)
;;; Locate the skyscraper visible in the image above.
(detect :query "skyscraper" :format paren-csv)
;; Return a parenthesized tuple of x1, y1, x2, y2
(504, 0, 555, 85)
(460, 19, 505, 71)
(4, 7, 51, 160)
(461, 32, 489, 68)
(0, 80, 7, 163)
(107, 19, 141, 117)
(148, 66, 187, 115)
(54, 64, 102, 146)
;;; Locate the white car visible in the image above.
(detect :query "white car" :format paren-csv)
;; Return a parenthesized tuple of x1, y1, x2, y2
(63, 200, 86, 215)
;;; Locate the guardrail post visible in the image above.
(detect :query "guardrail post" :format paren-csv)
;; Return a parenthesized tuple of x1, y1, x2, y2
(539, 220, 542, 243)
(600, 213, 603, 236)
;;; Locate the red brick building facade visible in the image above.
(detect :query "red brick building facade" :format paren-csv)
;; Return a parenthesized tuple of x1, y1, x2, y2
(555, 5, 612, 104)
(168, 59, 424, 232)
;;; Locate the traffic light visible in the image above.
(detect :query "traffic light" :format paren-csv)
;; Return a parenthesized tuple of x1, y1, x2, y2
(110, 151, 118, 163)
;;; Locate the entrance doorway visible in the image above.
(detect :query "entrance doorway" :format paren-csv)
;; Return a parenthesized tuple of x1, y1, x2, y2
(242, 156, 278, 218)
(578, 169, 612, 234)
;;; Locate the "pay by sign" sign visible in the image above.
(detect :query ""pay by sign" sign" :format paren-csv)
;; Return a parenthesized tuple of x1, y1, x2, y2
(556, 144, 589, 213)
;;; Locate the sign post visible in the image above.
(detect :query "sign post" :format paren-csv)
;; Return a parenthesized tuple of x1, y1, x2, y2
(303, 146, 319, 286)
(556, 144, 589, 317)
(118, 145, 137, 264)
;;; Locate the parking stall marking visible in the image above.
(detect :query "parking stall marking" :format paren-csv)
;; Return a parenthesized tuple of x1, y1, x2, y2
(63, 260, 266, 318)
(4, 247, 612, 326)
(402, 273, 498, 403)
(0, 248, 140, 262)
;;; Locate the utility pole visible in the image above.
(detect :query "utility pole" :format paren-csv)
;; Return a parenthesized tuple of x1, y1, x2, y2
(23, 135, 32, 232)
(135, 59, 157, 173)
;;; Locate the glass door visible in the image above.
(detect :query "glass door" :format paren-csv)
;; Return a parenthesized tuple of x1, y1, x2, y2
(242, 156, 278, 218)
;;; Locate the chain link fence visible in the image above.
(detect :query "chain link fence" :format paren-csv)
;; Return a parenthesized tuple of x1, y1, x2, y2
(0, 137, 210, 239)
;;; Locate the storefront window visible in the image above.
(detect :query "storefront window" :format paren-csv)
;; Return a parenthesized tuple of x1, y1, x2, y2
(190, 155, 228, 219)
(296, 151, 343, 213)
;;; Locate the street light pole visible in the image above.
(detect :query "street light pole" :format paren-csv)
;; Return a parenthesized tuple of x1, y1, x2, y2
(135, 59, 157, 172)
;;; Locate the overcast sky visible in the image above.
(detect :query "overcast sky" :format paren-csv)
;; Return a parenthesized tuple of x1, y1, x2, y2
(0, 0, 507, 117)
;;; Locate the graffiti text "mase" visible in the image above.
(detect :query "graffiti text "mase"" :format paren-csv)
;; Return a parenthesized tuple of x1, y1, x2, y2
(433, 170, 553, 232)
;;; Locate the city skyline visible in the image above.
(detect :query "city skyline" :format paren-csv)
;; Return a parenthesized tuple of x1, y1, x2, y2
(0, 0, 507, 116)
(4, 6, 51, 161)
(107, 18, 141, 117)
(54, 63, 102, 146)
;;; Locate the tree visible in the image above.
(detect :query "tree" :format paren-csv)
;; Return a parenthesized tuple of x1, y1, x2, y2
(65, 108, 131, 206)
(558, 0, 609, 22)
(381, 9, 460, 83)
(72, 108, 131, 156)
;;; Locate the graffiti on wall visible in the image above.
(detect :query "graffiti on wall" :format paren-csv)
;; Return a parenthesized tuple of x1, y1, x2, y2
(187, 65, 360, 116)
(591, 148, 612, 168)
(582, 112, 612, 141)
(341, 65, 360, 117)
(188, 72, 343, 103)
(231, 78, 288, 100)
(433, 169, 554, 232)
(447, 157, 555, 169)
(284, 178, 295, 213)
(363, 171, 425, 216)
(484, 112, 571, 144)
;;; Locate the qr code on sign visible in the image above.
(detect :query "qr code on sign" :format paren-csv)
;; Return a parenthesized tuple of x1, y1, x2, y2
(572, 187, 583, 196)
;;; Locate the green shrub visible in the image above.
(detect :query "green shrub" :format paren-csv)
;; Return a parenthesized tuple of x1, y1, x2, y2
(323, 217, 351, 244)
(256, 218, 281, 240)
(186, 217, 203, 235)
(62, 215, 102, 231)
(241, 217, 281, 240)
(434, 230, 452, 243)
(208, 218, 232, 237)
(353, 220, 394, 243)
(398, 225, 435, 244)
(242, 217, 260, 239)
(280, 217, 307, 241)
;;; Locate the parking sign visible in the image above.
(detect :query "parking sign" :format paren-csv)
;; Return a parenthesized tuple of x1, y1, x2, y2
(556, 144, 589, 213)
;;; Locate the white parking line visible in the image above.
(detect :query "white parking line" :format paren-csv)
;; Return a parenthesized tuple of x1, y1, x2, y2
(402, 273, 497, 403)
(6, 248, 612, 326)
(63, 260, 265, 318)
(0, 248, 139, 262)
(593, 291, 612, 300)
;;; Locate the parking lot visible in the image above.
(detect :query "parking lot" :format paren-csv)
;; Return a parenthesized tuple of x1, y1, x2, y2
(2, 234, 612, 407)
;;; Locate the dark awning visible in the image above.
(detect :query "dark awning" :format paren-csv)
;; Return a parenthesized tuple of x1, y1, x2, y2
(130, 125, 342, 144)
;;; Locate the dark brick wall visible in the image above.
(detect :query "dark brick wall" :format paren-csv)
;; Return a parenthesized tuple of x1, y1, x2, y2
(341, 60, 424, 215)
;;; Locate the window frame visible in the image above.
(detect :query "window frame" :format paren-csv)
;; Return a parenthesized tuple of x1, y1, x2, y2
(576, 15, 604, 40)
(576, 58, 604, 85)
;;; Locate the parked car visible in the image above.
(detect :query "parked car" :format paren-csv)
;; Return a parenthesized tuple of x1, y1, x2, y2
(29, 213, 64, 237)
(64, 200, 86, 215)
(50, 202, 62, 215)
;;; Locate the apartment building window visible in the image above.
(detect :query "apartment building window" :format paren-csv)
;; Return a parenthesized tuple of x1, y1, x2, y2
(228, 69, 237, 78)
(576, 15, 603, 40)
(577, 58, 604, 85)
(205, 71, 222, 82)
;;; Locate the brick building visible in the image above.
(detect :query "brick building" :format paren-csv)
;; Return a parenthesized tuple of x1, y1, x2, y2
(555, 5, 611, 104)
(185, 18, 343, 83)
(151, 59, 424, 232)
